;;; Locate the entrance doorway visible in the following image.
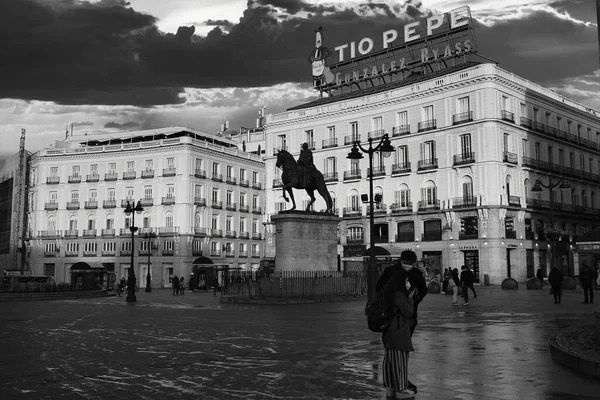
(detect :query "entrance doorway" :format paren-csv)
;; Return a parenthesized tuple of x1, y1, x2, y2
(462, 250, 480, 283)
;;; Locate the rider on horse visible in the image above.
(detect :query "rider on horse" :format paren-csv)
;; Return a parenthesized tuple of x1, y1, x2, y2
(297, 142, 316, 189)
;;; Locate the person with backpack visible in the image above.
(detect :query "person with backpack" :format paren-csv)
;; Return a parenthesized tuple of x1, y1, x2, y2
(380, 268, 416, 399)
(579, 261, 594, 304)
(449, 268, 460, 306)
(459, 265, 474, 306)
(441, 268, 450, 294)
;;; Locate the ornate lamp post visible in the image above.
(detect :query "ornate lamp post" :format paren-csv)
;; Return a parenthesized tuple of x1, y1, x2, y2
(144, 231, 157, 292)
(531, 177, 571, 273)
(347, 133, 394, 303)
(124, 200, 144, 302)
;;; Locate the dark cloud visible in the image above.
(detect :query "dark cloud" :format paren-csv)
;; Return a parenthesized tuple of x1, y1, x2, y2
(203, 19, 235, 31)
(104, 121, 140, 129)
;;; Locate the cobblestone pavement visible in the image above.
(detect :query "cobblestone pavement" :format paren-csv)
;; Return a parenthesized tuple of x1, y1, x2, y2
(1, 287, 599, 400)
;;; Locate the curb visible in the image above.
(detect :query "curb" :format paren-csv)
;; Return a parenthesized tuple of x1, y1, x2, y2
(0, 290, 113, 302)
(219, 296, 366, 305)
(548, 325, 600, 380)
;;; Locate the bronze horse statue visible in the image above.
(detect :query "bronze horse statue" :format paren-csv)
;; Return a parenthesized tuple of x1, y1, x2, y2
(275, 150, 333, 213)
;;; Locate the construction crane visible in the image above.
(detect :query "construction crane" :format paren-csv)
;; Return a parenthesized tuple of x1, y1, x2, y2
(13, 129, 27, 274)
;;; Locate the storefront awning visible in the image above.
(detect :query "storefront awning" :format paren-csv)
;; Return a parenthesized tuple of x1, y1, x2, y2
(70, 262, 106, 273)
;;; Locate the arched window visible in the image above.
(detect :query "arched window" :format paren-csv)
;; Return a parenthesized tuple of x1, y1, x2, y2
(461, 176, 473, 200)
(524, 179, 530, 200)
(142, 212, 151, 229)
(505, 175, 512, 197)
(195, 212, 202, 228)
(106, 215, 114, 230)
(165, 211, 173, 228)
(69, 216, 77, 231)
(48, 216, 56, 231)
(329, 191, 337, 212)
(87, 215, 96, 230)
(582, 190, 587, 208)
(349, 189, 360, 211)
(422, 180, 437, 205)
(395, 183, 410, 207)
(374, 186, 384, 209)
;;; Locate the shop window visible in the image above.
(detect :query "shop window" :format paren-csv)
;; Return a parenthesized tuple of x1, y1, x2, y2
(423, 220, 442, 241)
(396, 221, 414, 242)
(459, 216, 479, 240)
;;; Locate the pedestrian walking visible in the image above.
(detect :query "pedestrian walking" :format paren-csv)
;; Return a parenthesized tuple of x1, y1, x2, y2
(536, 267, 544, 287)
(449, 268, 460, 306)
(548, 266, 564, 304)
(579, 261, 594, 304)
(459, 265, 473, 305)
(189, 275, 194, 293)
(212, 277, 219, 296)
(179, 276, 185, 295)
(376, 250, 427, 393)
(442, 268, 450, 294)
(467, 265, 477, 298)
(172, 275, 179, 295)
(379, 268, 416, 399)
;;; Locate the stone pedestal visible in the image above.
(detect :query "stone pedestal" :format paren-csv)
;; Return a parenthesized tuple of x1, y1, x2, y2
(272, 211, 341, 271)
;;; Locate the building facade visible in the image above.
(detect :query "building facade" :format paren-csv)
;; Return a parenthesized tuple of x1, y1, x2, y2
(28, 127, 266, 288)
(262, 62, 600, 284)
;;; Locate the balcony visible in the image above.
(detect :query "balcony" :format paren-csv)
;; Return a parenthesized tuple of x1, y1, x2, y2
(163, 168, 176, 177)
(68, 175, 81, 184)
(212, 173, 223, 182)
(252, 206, 262, 214)
(239, 179, 250, 187)
(119, 228, 134, 236)
(391, 202, 413, 214)
(418, 200, 440, 211)
(44, 202, 58, 211)
(346, 235, 364, 244)
(120, 248, 132, 256)
(452, 196, 477, 209)
(194, 227, 209, 237)
(392, 125, 410, 137)
(66, 201, 80, 210)
(157, 227, 179, 236)
(322, 138, 338, 149)
(83, 250, 97, 257)
(418, 119, 437, 132)
(526, 198, 549, 209)
(44, 249, 59, 257)
(272, 146, 288, 156)
(252, 232, 262, 240)
(211, 200, 223, 209)
(508, 196, 521, 207)
(82, 229, 97, 237)
(212, 229, 223, 238)
(392, 163, 411, 175)
(138, 227, 153, 235)
(238, 251, 248, 258)
(194, 197, 206, 206)
(239, 204, 250, 213)
(140, 198, 153, 207)
(533, 121, 545, 133)
(101, 229, 116, 237)
(367, 167, 386, 178)
(453, 152, 475, 166)
(192, 249, 202, 256)
(251, 252, 261, 258)
(84, 200, 98, 209)
(368, 130, 385, 140)
(162, 249, 175, 256)
(226, 202, 237, 211)
(546, 126, 557, 137)
(343, 207, 362, 217)
(225, 230, 237, 238)
(102, 250, 115, 256)
(503, 151, 518, 165)
(46, 176, 60, 185)
(367, 204, 387, 216)
(452, 111, 473, 125)
(225, 251, 236, 258)
(38, 230, 62, 238)
(520, 117, 532, 129)
(306, 142, 316, 150)
(142, 170, 155, 179)
(323, 172, 338, 182)
(86, 174, 100, 182)
(65, 250, 79, 257)
(417, 158, 438, 171)
(194, 169, 206, 178)
(64, 230, 78, 238)
(121, 198, 134, 207)
(105, 172, 118, 181)
(239, 231, 250, 239)
(501, 110, 515, 123)
(123, 171, 136, 180)
(344, 135, 360, 146)
(252, 182, 262, 190)
(343, 170, 361, 181)
(210, 249, 222, 257)
(161, 196, 175, 205)
(395, 232, 415, 242)
(226, 176, 237, 185)
(103, 199, 117, 209)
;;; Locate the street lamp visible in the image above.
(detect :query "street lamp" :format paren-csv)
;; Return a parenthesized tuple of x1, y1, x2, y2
(347, 133, 394, 303)
(124, 200, 144, 302)
(531, 177, 571, 273)
(144, 231, 157, 292)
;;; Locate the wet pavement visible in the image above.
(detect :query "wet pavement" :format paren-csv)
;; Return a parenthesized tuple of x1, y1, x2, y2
(0, 287, 599, 399)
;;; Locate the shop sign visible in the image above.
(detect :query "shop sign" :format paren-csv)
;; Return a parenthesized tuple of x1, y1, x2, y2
(459, 245, 478, 250)
(507, 244, 518, 248)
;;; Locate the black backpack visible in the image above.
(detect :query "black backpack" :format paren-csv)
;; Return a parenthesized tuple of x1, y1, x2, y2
(366, 270, 400, 332)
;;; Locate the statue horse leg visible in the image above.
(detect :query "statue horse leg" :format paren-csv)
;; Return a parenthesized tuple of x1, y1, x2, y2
(305, 189, 316, 212)
(284, 186, 296, 210)
(316, 177, 333, 213)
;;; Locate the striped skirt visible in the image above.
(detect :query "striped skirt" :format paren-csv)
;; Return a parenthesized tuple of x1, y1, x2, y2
(382, 348, 409, 391)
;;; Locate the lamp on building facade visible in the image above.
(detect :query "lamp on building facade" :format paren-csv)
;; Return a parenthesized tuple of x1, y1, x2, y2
(530, 177, 571, 273)
(124, 200, 144, 302)
(346, 133, 394, 303)
(144, 231, 157, 292)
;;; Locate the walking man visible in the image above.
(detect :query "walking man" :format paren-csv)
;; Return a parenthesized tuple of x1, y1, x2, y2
(548, 266, 564, 304)
(467, 265, 477, 298)
(459, 265, 473, 305)
(536, 267, 544, 287)
(579, 261, 594, 304)
(376, 250, 427, 394)
(172, 275, 179, 295)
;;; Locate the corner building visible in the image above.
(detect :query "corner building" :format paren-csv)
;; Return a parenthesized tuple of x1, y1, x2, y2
(263, 62, 600, 285)
(28, 127, 265, 288)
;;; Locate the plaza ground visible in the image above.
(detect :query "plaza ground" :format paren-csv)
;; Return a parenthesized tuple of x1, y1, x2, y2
(0, 287, 599, 399)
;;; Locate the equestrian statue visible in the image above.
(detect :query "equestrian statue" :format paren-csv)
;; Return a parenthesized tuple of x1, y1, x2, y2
(275, 143, 333, 213)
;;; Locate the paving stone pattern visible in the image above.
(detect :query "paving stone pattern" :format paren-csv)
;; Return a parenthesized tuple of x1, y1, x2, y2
(0, 287, 599, 399)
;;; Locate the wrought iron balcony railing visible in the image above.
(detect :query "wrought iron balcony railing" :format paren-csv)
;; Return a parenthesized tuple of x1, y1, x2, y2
(501, 110, 515, 122)
(418, 119, 437, 132)
(163, 168, 176, 177)
(452, 111, 473, 125)
(392, 125, 410, 137)
(417, 158, 438, 171)
(68, 175, 81, 183)
(453, 152, 475, 166)
(322, 138, 338, 149)
(343, 170, 361, 180)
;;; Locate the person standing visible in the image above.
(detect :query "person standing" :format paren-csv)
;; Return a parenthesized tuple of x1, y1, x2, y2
(536, 267, 544, 287)
(212, 276, 219, 296)
(172, 275, 179, 295)
(449, 268, 460, 306)
(579, 261, 594, 304)
(459, 265, 473, 306)
(380, 269, 416, 399)
(179, 276, 185, 295)
(548, 266, 564, 304)
(467, 265, 477, 298)
(442, 268, 450, 295)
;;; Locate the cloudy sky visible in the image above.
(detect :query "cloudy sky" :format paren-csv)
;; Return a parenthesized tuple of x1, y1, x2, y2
(0, 0, 598, 158)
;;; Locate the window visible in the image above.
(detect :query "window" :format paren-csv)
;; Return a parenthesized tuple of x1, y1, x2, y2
(503, 133, 510, 153)
(240, 168, 246, 181)
(558, 150, 564, 167)
(226, 216, 233, 231)
(49, 191, 58, 204)
(252, 171, 259, 184)
(422, 105, 434, 121)
(397, 111, 408, 127)
(239, 217, 246, 232)
(144, 186, 152, 200)
(50, 166, 58, 177)
(579, 154, 584, 171)
(126, 161, 135, 172)
(502, 95, 509, 111)
(590, 158, 594, 173)
(226, 190, 233, 205)
(195, 185, 203, 197)
(145, 160, 153, 171)
(44, 264, 55, 277)
(71, 190, 79, 202)
(460, 134, 471, 156)
(213, 162, 219, 175)
(72, 165, 80, 177)
(420, 141, 436, 161)
(88, 216, 96, 230)
(556, 116, 562, 129)
(534, 143, 541, 161)
(372, 116, 383, 133)
(460, 216, 479, 239)
(396, 146, 408, 166)
(277, 134, 287, 148)
(166, 157, 174, 168)
(195, 212, 202, 228)
(103, 242, 115, 253)
(252, 219, 260, 234)
(142, 213, 150, 228)
(422, 181, 437, 205)
(522, 139, 528, 158)
(163, 241, 174, 252)
(166, 184, 175, 198)
(396, 221, 414, 242)
(423, 219, 442, 241)
(325, 157, 336, 174)
(45, 243, 58, 254)
(327, 126, 336, 139)
(66, 242, 79, 253)
(374, 223, 388, 243)
(126, 187, 134, 200)
(121, 241, 131, 253)
(395, 184, 410, 207)
(520, 103, 527, 118)
(462, 177, 474, 200)
(533, 108, 539, 123)
(69, 217, 77, 231)
(211, 215, 219, 230)
(108, 162, 116, 172)
(89, 189, 97, 201)
(349, 189, 360, 211)
(545, 112, 551, 127)
(350, 121, 359, 140)
(165, 212, 173, 228)
(567, 120, 572, 133)
(226, 165, 233, 178)
(212, 188, 219, 203)
(84, 242, 97, 253)
(547, 146, 553, 165)
(107, 188, 115, 201)
(195, 158, 203, 171)
(252, 195, 259, 208)
(346, 226, 363, 241)
(252, 243, 259, 255)
(239, 192, 246, 206)
(305, 129, 314, 146)
(457, 96, 470, 113)
(569, 152, 575, 168)
(106, 216, 114, 229)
